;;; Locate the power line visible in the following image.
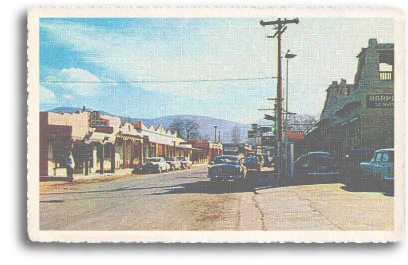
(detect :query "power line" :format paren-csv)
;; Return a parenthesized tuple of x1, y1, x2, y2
(39, 76, 277, 84)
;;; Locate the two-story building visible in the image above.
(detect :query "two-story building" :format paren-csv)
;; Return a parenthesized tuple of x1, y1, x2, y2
(305, 39, 394, 159)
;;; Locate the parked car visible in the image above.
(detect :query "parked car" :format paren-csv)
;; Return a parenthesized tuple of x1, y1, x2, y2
(143, 157, 170, 173)
(262, 154, 273, 167)
(292, 152, 340, 183)
(341, 149, 375, 184)
(178, 157, 192, 169)
(243, 156, 263, 171)
(165, 157, 181, 170)
(207, 155, 248, 182)
(359, 148, 394, 192)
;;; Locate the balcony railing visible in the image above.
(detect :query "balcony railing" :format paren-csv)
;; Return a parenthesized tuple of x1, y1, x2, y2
(379, 71, 393, 81)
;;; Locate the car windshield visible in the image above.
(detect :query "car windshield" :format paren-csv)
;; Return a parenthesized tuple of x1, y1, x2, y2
(148, 158, 161, 162)
(165, 158, 175, 161)
(213, 157, 239, 165)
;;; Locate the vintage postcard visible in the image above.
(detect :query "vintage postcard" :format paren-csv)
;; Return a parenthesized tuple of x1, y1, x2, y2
(27, 7, 404, 242)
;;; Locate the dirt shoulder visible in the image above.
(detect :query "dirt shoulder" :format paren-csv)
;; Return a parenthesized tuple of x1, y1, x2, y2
(40, 164, 208, 194)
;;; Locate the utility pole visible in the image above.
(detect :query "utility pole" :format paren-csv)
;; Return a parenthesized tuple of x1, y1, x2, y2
(285, 50, 297, 141)
(260, 18, 299, 143)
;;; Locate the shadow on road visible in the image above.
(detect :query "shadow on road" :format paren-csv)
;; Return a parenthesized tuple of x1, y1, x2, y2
(150, 180, 266, 195)
(152, 169, 394, 197)
(339, 182, 394, 197)
(150, 171, 341, 196)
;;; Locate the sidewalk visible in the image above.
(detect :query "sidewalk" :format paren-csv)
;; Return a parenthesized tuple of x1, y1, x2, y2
(42, 163, 209, 182)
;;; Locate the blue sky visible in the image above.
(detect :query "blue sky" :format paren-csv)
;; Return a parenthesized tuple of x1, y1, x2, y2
(39, 17, 393, 123)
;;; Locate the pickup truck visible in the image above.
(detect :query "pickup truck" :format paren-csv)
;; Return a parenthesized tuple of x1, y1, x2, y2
(359, 148, 394, 192)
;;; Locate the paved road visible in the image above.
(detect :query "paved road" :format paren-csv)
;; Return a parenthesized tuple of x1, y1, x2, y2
(40, 166, 394, 231)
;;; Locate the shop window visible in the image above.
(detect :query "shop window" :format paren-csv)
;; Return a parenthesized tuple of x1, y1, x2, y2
(104, 145, 112, 158)
(52, 142, 69, 166)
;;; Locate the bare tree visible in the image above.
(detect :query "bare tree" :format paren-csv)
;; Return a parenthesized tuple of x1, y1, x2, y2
(169, 118, 184, 138)
(169, 118, 201, 139)
(184, 119, 201, 139)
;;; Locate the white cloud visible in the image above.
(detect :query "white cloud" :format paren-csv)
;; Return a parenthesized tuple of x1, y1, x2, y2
(46, 68, 107, 97)
(40, 85, 58, 104)
(40, 18, 394, 122)
(40, 19, 272, 100)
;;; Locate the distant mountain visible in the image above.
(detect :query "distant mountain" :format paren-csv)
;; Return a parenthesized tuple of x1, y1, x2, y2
(121, 115, 251, 143)
(47, 108, 252, 143)
(47, 107, 111, 115)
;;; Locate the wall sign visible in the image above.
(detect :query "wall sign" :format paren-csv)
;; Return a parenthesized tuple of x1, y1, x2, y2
(224, 147, 238, 152)
(286, 130, 305, 141)
(366, 94, 394, 108)
(90, 111, 110, 127)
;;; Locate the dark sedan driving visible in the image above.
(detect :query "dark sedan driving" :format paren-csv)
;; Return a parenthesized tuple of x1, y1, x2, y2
(207, 155, 247, 182)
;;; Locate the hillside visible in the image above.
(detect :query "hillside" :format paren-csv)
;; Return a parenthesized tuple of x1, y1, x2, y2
(47, 108, 251, 143)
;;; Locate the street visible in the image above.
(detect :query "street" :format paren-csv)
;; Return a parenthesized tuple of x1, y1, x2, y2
(40, 166, 394, 231)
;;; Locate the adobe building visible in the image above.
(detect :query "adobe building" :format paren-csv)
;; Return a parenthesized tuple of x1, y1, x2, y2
(40, 110, 196, 179)
(133, 121, 197, 163)
(306, 38, 394, 158)
(186, 139, 223, 163)
(40, 110, 122, 178)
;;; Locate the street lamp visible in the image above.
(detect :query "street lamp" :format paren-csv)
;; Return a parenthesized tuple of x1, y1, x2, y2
(284, 50, 297, 140)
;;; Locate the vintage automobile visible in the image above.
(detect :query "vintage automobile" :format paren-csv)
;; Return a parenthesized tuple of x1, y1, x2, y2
(165, 157, 182, 170)
(359, 148, 394, 192)
(292, 152, 340, 183)
(143, 157, 170, 173)
(243, 156, 263, 171)
(207, 155, 247, 182)
(178, 157, 192, 169)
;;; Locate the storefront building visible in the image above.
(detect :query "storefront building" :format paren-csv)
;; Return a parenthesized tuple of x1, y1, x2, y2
(305, 39, 394, 159)
(39, 110, 196, 179)
(186, 139, 223, 163)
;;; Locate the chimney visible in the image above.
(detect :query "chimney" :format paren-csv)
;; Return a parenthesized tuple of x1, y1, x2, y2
(82, 105, 86, 112)
(134, 121, 143, 129)
(368, 38, 377, 48)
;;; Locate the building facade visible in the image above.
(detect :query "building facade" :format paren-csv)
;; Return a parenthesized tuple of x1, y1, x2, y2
(186, 139, 223, 163)
(39, 110, 197, 179)
(305, 39, 394, 159)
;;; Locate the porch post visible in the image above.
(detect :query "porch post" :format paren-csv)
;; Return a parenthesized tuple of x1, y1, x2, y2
(100, 144, 104, 174)
(111, 144, 115, 173)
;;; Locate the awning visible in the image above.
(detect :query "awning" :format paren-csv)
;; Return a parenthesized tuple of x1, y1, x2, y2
(84, 132, 115, 144)
(116, 133, 143, 142)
